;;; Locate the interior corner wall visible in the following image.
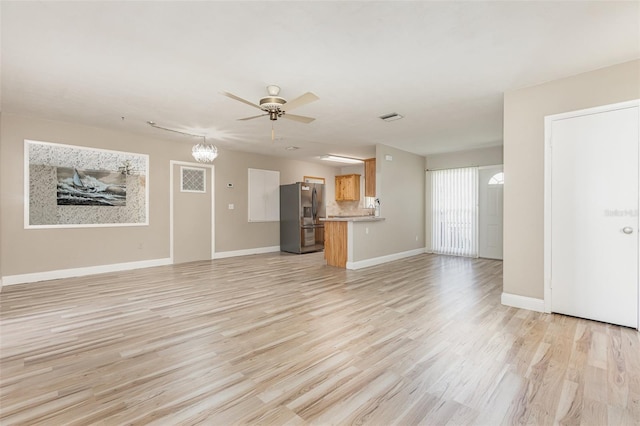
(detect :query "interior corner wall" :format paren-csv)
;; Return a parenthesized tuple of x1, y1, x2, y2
(212, 151, 338, 253)
(0, 113, 186, 278)
(425, 145, 503, 171)
(0, 113, 341, 282)
(424, 145, 504, 252)
(503, 59, 640, 300)
(351, 144, 425, 261)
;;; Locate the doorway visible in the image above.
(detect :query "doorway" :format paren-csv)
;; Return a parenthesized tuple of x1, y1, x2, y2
(429, 165, 504, 259)
(430, 167, 479, 257)
(170, 161, 215, 264)
(545, 100, 639, 329)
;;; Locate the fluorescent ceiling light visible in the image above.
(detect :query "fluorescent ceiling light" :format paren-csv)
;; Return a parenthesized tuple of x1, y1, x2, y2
(320, 155, 364, 164)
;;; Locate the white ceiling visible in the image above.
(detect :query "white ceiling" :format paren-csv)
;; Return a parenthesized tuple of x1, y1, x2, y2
(2, 1, 639, 164)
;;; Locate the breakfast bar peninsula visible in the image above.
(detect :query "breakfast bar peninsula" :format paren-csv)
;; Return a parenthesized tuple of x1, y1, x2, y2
(321, 216, 385, 268)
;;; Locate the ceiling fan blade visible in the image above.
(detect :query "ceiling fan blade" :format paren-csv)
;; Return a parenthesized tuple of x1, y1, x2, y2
(238, 114, 268, 121)
(222, 92, 262, 110)
(283, 113, 315, 124)
(281, 92, 319, 112)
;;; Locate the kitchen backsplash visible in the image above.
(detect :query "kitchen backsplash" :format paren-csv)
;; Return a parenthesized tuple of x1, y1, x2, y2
(326, 199, 375, 217)
(325, 165, 377, 216)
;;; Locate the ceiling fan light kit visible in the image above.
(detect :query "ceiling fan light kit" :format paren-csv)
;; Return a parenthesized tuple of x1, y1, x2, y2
(222, 85, 319, 126)
(260, 96, 286, 120)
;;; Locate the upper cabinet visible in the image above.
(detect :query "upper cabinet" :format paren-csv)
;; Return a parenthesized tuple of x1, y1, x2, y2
(335, 174, 360, 201)
(364, 158, 376, 197)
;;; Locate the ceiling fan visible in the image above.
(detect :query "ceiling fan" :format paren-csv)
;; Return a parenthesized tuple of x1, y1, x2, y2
(222, 85, 319, 123)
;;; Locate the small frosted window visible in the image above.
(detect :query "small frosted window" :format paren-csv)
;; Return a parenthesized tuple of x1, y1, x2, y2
(181, 167, 206, 193)
(488, 172, 504, 185)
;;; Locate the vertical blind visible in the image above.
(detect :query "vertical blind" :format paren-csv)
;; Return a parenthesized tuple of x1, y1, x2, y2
(431, 167, 479, 257)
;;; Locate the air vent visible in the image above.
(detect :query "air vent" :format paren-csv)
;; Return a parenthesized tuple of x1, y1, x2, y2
(379, 112, 404, 122)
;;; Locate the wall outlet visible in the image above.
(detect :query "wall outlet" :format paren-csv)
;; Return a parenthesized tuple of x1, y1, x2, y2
(366, 227, 369, 234)
(385, 155, 393, 161)
(228, 204, 234, 210)
(415, 235, 418, 241)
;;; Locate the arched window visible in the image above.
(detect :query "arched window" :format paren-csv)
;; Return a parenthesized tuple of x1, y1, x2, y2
(488, 172, 504, 185)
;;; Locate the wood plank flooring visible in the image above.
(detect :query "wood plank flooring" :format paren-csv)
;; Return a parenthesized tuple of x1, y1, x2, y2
(1, 252, 638, 425)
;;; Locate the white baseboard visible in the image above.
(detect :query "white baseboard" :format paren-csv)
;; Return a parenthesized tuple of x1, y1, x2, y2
(1, 258, 172, 287)
(214, 245, 280, 259)
(501, 292, 545, 313)
(346, 248, 426, 270)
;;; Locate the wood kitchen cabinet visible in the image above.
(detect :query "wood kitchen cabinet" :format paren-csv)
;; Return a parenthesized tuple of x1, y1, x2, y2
(324, 221, 347, 267)
(335, 174, 360, 201)
(364, 158, 376, 197)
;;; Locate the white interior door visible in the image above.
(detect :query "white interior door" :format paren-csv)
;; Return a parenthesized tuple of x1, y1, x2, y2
(479, 166, 504, 260)
(550, 105, 639, 328)
(171, 162, 214, 264)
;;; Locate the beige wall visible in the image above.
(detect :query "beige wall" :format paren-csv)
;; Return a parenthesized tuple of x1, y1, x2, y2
(503, 59, 640, 299)
(352, 144, 425, 261)
(213, 150, 338, 253)
(0, 113, 339, 279)
(426, 145, 503, 171)
(0, 114, 181, 277)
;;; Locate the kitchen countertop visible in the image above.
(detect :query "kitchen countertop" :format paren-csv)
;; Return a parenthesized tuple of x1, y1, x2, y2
(321, 216, 385, 222)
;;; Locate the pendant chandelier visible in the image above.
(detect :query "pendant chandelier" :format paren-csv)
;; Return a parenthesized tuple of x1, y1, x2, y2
(147, 121, 218, 163)
(192, 136, 218, 163)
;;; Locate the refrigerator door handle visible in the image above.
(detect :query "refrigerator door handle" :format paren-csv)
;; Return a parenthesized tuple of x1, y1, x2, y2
(311, 186, 318, 220)
(301, 224, 324, 229)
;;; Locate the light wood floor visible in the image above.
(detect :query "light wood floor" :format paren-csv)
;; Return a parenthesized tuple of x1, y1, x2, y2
(1, 253, 638, 425)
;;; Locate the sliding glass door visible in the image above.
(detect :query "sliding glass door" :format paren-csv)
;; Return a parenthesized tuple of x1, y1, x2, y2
(431, 167, 478, 257)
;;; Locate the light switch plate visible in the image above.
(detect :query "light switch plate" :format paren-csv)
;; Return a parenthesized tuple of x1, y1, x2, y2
(228, 204, 234, 210)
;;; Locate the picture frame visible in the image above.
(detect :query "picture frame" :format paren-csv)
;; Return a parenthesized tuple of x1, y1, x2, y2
(303, 176, 325, 184)
(25, 139, 149, 228)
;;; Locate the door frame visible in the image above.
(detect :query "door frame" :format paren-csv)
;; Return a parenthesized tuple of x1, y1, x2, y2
(543, 99, 639, 328)
(478, 164, 504, 260)
(169, 160, 215, 263)
(425, 165, 503, 257)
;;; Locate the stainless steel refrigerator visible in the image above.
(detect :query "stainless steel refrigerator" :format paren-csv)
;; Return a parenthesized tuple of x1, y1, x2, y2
(280, 182, 326, 254)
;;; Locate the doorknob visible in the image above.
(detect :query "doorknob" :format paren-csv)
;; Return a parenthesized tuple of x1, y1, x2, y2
(622, 226, 634, 234)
